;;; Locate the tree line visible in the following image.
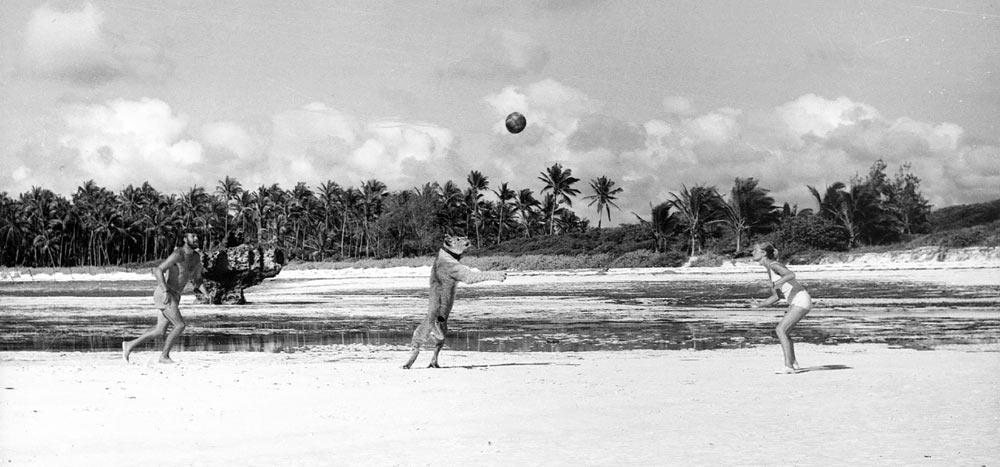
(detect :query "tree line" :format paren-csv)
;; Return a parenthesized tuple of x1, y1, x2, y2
(0, 160, 931, 268)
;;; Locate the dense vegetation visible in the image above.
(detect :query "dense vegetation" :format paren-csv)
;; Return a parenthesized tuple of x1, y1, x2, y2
(1, 158, 995, 269)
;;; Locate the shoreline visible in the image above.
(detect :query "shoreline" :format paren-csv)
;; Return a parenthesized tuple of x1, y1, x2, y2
(3, 260, 1000, 284)
(2, 245, 998, 283)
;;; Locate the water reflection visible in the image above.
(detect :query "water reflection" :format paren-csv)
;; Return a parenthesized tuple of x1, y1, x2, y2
(1, 276, 998, 353)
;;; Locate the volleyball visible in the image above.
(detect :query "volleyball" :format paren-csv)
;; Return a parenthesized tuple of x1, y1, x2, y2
(505, 112, 527, 134)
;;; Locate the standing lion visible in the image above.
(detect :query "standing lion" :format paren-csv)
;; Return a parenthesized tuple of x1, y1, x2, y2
(403, 235, 507, 369)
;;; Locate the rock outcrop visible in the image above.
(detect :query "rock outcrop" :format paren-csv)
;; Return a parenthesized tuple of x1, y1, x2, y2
(196, 244, 285, 305)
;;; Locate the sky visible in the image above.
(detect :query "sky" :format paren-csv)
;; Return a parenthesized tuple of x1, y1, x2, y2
(1, 0, 998, 226)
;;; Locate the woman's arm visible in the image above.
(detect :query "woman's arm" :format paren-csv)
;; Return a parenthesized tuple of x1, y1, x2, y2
(751, 290, 780, 308)
(768, 262, 796, 288)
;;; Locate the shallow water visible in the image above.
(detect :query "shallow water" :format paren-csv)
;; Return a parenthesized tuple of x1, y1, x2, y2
(1, 270, 998, 353)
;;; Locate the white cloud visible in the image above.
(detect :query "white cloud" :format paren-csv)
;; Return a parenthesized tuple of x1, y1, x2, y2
(11, 166, 30, 182)
(685, 108, 741, 145)
(233, 103, 459, 189)
(351, 121, 456, 185)
(4, 90, 994, 228)
(57, 98, 203, 191)
(22, 2, 169, 84)
(201, 122, 259, 160)
(777, 94, 880, 141)
(482, 79, 605, 188)
(486, 79, 599, 136)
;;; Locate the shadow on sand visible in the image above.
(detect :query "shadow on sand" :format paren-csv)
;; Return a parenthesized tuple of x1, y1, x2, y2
(446, 362, 580, 370)
(798, 364, 852, 373)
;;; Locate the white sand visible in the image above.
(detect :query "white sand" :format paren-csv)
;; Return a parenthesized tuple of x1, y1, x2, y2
(1, 344, 998, 466)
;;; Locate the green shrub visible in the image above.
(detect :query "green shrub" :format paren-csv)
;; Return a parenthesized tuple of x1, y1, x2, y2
(930, 199, 1000, 231)
(604, 250, 681, 268)
(762, 215, 849, 258)
(906, 221, 1000, 248)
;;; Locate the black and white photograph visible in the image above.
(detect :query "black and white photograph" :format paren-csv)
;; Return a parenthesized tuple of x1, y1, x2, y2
(1, 1, 998, 465)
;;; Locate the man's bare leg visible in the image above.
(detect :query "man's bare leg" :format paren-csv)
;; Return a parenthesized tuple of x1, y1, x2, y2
(776, 305, 810, 371)
(123, 313, 169, 362)
(158, 302, 186, 364)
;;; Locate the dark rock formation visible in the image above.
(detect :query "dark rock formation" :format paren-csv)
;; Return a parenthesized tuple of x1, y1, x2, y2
(196, 244, 285, 305)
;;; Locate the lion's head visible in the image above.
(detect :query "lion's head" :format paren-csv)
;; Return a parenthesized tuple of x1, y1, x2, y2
(443, 235, 471, 255)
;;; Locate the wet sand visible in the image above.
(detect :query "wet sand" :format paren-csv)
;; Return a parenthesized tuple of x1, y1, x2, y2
(2, 265, 999, 353)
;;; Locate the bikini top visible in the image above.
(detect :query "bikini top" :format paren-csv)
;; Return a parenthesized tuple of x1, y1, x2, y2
(767, 264, 806, 301)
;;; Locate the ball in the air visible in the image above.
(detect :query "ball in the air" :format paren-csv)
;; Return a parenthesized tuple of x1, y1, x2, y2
(505, 112, 527, 134)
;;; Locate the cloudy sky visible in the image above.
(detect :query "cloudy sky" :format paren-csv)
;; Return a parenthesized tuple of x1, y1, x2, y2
(2, 0, 997, 225)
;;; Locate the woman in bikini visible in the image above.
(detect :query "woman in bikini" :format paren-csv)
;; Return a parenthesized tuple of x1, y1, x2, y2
(750, 242, 812, 373)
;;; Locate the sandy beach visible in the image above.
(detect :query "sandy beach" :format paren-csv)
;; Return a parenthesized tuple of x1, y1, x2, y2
(1, 344, 998, 466)
(2, 249, 999, 466)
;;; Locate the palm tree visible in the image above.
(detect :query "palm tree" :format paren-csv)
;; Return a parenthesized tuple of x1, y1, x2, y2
(116, 185, 149, 263)
(180, 186, 212, 243)
(722, 177, 778, 253)
(808, 182, 847, 221)
(0, 193, 30, 265)
(318, 181, 342, 233)
(133, 182, 161, 261)
(407, 182, 443, 254)
(20, 187, 56, 266)
(360, 179, 388, 256)
(632, 202, 682, 253)
(251, 185, 272, 244)
(73, 181, 119, 265)
(144, 200, 181, 261)
(466, 171, 489, 247)
(513, 188, 540, 238)
(335, 186, 362, 256)
(779, 202, 813, 220)
(583, 176, 623, 229)
(232, 191, 254, 244)
(436, 180, 466, 235)
(812, 182, 894, 247)
(538, 163, 581, 235)
(216, 176, 243, 244)
(288, 182, 319, 257)
(267, 185, 291, 251)
(539, 193, 564, 233)
(668, 184, 726, 256)
(55, 201, 84, 266)
(555, 209, 588, 234)
(492, 182, 516, 244)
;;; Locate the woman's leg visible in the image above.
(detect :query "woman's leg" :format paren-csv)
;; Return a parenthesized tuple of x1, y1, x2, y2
(776, 305, 810, 369)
